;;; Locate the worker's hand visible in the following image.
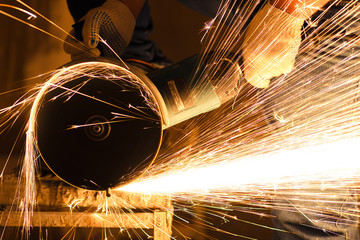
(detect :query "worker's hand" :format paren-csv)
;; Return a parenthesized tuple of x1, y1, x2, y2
(242, 2, 305, 88)
(63, 29, 101, 61)
(64, 0, 136, 60)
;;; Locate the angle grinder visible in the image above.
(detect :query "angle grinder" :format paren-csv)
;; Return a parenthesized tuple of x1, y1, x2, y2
(35, 54, 243, 191)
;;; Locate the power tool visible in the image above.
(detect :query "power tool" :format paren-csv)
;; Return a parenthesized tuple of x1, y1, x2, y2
(35, 54, 242, 191)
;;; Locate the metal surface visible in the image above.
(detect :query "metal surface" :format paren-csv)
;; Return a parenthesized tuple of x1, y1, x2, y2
(1, 210, 172, 240)
(0, 174, 171, 209)
(1, 210, 154, 228)
(0, 174, 173, 240)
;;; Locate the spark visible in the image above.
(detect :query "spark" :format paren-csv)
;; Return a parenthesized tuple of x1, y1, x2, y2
(201, 18, 216, 42)
(0, 4, 37, 20)
(118, 138, 360, 193)
(0, 6, 66, 49)
(118, 0, 360, 236)
(1, 0, 360, 238)
(0, 3, 167, 239)
(0, 1, 108, 64)
(18, 61, 162, 232)
(98, 36, 129, 69)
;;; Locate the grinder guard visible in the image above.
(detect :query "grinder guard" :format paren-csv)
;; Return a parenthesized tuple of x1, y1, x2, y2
(36, 60, 163, 191)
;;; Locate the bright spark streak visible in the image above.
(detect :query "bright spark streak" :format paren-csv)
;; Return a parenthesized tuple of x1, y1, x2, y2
(99, 36, 129, 68)
(118, 138, 360, 194)
(113, 1, 360, 234)
(0, 4, 37, 19)
(1, 0, 360, 238)
(0, 8, 67, 48)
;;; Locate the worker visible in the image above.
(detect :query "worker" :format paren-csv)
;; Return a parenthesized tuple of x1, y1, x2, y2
(64, 0, 359, 239)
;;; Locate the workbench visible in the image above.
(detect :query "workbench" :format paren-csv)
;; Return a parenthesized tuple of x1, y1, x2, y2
(0, 174, 173, 240)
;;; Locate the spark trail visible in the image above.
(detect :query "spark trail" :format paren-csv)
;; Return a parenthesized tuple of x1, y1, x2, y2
(119, 138, 360, 194)
(117, 0, 360, 235)
(22, 60, 162, 224)
(1, 0, 360, 238)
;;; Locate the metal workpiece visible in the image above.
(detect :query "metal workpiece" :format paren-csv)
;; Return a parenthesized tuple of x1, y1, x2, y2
(0, 174, 173, 240)
(0, 174, 172, 209)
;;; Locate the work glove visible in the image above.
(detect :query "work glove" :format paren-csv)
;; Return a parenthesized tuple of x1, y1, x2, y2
(63, 29, 101, 61)
(64, 0, 136, 60)
(242, 2, 305, 88)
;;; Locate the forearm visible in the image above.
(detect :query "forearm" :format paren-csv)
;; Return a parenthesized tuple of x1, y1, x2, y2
(270, 0, 331, 19)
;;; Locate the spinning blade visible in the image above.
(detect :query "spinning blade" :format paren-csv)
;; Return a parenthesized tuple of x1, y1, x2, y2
(36, 68, 162, 191)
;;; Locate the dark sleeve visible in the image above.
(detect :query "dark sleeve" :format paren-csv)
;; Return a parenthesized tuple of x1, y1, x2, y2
(176, 0, 222, 18)
(123, 2, 172, 65)
(176, 0, 266, 29)
(66, 0, 106, 22)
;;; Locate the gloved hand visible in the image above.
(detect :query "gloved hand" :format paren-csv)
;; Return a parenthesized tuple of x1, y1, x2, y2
(63, 29, 101, 61)
(242, 2, 305, 88)
(63, 0, 136, 60)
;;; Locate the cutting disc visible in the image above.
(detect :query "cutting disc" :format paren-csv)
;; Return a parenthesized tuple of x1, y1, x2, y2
(36, 63, 162, 191)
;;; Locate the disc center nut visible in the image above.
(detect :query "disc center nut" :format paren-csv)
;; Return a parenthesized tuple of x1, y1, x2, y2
(85, 115, 111, 141)
(92, 124, 102, 134)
